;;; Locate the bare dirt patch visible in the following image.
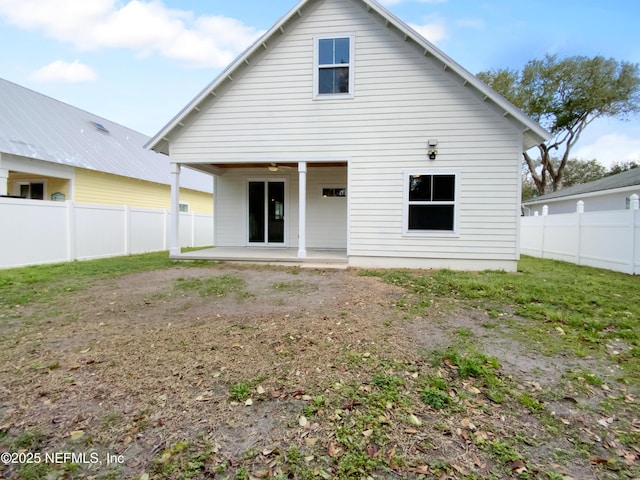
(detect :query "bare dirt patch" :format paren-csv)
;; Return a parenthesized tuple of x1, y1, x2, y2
(1, 264, 637, 479)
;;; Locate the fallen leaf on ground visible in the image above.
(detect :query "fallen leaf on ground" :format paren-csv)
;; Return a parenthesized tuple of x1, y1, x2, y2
(407, 414, 422, 426)
(509, 460, 527, 474)
(328, 442, 343, 458)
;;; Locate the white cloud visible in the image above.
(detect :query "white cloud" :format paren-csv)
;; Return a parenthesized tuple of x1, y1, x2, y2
(573, 132, 640, 168)
(29, 60, 97, 83)
(408, 21, 448, 44)
(0, 0, 263, 68)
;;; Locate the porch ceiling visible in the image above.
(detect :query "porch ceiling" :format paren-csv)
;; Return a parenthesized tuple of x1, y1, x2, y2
(185, 161, 347, 176)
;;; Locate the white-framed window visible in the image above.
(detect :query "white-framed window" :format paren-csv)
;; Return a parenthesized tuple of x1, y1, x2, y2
(322, 187, 346, 198)
(403, 171, 459, 235)
(313, 35, 355, 99)
(14, 180, 46, 200)
(179, 203, 189, 213)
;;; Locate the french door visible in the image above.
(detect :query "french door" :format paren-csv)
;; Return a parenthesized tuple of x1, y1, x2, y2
(248, 181, 285, 244)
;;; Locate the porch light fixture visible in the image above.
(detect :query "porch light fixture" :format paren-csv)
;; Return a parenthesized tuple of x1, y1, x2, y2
(268, 163, 278, 172)
(427, 139, 438, 160)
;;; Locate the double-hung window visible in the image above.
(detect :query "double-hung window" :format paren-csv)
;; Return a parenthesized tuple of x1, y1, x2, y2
(314, 35, 354, 98)
(404, 172, 458, 234)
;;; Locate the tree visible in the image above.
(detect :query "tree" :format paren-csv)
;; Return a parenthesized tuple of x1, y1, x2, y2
(608, 161, 639, 176)
(560, 158, 606, 187)
(478, 55, 640, 195)
(521, 158, 606, 200)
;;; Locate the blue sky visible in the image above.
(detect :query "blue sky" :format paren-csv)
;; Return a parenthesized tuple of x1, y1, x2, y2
(0, 0, 638, 167)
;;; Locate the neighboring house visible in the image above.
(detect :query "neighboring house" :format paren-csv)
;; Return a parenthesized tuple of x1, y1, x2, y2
(147, 0, 549, 271)
(0, 77, 213, 214)
(523, 168, 640, 215)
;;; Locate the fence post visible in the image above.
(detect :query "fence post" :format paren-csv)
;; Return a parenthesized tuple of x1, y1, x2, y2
(66, 200, 76, 261)
(631, 194, 639, 274)
(576, 201, 584, 266)
(123, 205, 130, 255)
(0, 166, 8, 196)
(191, 212, 196, 247)
(162, 209, 168, 251)
(539, 205, 548, 258)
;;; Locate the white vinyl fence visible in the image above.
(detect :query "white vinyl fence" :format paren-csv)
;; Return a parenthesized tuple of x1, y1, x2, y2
(1, 198, 213, 269)
(521, 194, 640, 275)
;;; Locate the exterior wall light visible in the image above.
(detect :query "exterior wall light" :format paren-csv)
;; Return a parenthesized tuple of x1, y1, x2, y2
(427, 139, 438, 160)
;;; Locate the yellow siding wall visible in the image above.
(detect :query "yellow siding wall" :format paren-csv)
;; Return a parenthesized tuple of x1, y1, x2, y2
(48, 178, 70, 198)
(179, 188, 215, 215)
(8, 169, 213, 213)
(74, 169, 213, 214)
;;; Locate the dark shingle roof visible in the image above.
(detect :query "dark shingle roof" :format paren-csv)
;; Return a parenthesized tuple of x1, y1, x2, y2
(524, 167, 640, 204)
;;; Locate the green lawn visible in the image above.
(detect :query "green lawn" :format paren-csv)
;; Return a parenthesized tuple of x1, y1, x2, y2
(362, 256, 640, 387)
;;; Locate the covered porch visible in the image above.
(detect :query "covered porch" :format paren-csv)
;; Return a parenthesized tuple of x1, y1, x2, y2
(168, 160, 349, 261)
(174, 246, 348, 269)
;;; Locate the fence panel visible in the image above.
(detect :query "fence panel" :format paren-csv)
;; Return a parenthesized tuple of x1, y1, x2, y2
(73, 203, 127, 260)
(537, 213, 579, 264)
(0, 198, 213, 269)
(0, 198, 68, 267)
(579, 210, 634, 272)
(521, 199, 639, 275)
(129, 207, 167, 254)
(191, 214, 214, 247)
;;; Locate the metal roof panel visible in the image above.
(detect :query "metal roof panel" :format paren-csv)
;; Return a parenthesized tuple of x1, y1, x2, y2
(0, 77, 212, 193)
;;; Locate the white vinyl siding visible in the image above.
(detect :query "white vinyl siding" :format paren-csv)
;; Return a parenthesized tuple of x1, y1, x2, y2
(172, 0, 525, 266)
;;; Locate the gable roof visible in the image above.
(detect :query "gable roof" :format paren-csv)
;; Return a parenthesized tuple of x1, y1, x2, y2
(147, 0, 550, 156)
(524, 167, 640, 204)
(0, 77, 212, 193)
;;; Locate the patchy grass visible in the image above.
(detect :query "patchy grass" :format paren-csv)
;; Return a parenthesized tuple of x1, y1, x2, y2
(362, 256, 640, 386)
(228, 381, 252, 402)
(176, 274, 248, 298)
(0, 252, 175, 308)
(0, 254, 638, 479)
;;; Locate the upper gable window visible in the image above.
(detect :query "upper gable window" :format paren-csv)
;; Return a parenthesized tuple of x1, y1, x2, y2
(314, 35, 354, 99)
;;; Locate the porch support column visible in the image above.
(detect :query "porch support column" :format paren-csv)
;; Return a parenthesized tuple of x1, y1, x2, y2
(0, 153, 7, 196)
(0, 168, 8, 196)
(170, 163, 181, 256)
(298, 161, 307, 258)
